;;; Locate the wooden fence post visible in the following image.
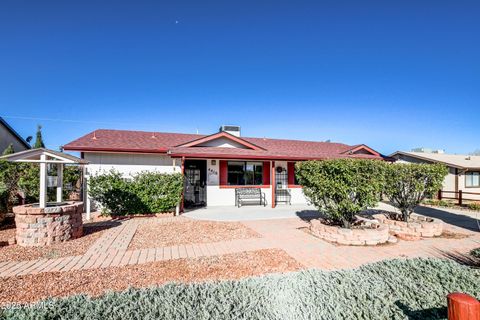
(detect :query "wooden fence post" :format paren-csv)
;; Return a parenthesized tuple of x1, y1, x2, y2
(458, 190, 463, 206)
(438, 189, 442, 201)
(447, 292, 480, 320)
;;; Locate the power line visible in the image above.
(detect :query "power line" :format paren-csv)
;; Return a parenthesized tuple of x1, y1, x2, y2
(0, 115, 156, 127)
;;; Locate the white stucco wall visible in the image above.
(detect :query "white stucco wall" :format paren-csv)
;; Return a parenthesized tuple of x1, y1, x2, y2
(84, 152, 180, 178)
(443, 167, 456, 192)
(198, 137, 247, 148)
(83, 152, 309, 208)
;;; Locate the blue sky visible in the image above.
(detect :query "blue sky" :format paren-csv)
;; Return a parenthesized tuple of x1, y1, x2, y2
(0, 0, 478, 155)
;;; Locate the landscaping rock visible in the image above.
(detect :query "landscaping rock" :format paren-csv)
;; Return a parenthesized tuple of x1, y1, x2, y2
(309, 219, 391, 246)
(373, 213, 443, 240)
(387, 236, 398, 244)
(7, 237, 16, 245)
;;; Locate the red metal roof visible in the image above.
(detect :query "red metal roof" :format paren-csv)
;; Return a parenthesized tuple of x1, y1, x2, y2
(63, 129, 383, 160)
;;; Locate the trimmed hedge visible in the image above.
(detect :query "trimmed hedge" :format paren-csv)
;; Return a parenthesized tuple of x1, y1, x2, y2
(2, 258, 479, 319)
(295, 159, 386, 228)
(88, 170, 183, 216)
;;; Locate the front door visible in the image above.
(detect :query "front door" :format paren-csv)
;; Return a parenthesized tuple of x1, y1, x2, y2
(184, 160, 207, 208)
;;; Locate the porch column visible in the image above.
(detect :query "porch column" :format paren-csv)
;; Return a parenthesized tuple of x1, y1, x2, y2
(83, 165, 91, 220)
(56, 163, 63, 202)
(271, 161, 275, 208)
(39, 154, 47, 208)
(180, 157, 185, 213)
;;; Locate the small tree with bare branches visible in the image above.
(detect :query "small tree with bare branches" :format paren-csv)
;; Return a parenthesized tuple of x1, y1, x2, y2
(384, 163, 448, 221)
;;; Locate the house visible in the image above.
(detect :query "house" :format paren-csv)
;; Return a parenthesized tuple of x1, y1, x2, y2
(0, 117, 31, 153)
(390, 150, 480, 201)
(63, 125, 384, 213)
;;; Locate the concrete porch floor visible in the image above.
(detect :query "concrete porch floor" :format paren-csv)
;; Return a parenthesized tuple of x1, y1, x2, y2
(183, 204, 320, 221)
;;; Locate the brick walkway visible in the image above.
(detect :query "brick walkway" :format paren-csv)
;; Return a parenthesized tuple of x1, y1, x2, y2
(0, 218, 275, 277)
(242, 218, 480, 270)
(1, 212, 479, 277)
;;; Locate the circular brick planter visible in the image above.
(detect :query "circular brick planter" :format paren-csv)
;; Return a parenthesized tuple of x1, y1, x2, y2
(309, 219, 391, 246)
(13, 202, 84, 247)
(372, 213, 443, 240)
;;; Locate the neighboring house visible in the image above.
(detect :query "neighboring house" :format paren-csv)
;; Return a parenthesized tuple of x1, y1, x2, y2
(63, 125, 384, 211)
(0, 117, 31, 153)
(390, 151, 480, 201)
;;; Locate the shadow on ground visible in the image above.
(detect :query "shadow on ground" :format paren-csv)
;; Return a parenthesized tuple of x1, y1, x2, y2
(395, 301, 447, 320)
(433, 248, 480, 268)
(415, 206, 480, 232)
(82, 220, 122, 236)
(295, 210, 321, 222)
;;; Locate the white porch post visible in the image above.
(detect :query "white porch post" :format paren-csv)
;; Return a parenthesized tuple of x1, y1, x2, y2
(39, 154, 47, 208)
(56, 163, 63, 202)
(83, 165, 91, 220)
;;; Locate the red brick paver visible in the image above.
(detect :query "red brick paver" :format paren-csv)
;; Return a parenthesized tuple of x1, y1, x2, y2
(2, 214, 479, 278)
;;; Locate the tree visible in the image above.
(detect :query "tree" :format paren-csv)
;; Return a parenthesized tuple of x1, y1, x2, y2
(296, 159, 386, 228)
(383, 163, 448, 222)
(2, 144, 14, 155)
(34, 125, 45, 148)
(0, 159, 22, 214)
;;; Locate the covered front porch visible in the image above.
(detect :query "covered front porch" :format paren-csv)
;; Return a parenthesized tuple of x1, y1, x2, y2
(180, 157, 308, 211)
(183, 203, 318, 221)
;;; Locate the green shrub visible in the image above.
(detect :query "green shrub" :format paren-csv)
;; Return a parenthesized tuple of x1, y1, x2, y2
(424, 199, 454, 208)
(384, 163, 448, 222)
(423, 198, 440, 206)
(133, 171, 184, 213)
(88, 170, 143, 215)
(471, 248, 480, 259)
(17, 163, 40, 203)
(0, 159, 22, 212)
(467, 201, 480, 211)
(296, 159, 386, 228)
(88, 170, 183, 216)
(2, 258, 479, 320)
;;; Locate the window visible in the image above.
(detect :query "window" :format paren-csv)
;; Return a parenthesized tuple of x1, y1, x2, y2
(227, 161, 263, 185)
(465, 171, 480, 188)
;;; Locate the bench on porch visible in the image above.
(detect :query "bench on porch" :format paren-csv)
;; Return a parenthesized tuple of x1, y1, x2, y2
(235, 188, 267, 208)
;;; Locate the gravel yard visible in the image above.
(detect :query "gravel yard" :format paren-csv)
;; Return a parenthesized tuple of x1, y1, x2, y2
(0, 222, 112, 263)
(0, 249, 302, 306)
(128, 218, 260, 249)
(0, 218, 15, 247)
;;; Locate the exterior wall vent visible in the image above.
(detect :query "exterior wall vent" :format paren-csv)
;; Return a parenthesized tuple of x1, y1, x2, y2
(219, 125, 241, 137)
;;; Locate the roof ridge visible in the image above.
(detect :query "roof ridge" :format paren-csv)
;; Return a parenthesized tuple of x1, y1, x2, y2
(82, 129, 355, 146)
(94, 128, 204, 137)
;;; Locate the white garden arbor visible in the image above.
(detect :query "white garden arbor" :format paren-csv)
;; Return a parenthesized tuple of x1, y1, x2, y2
(0, 148, 88, 208)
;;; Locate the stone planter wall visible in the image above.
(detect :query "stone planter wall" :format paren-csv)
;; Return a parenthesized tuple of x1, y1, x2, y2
(372, 213, 443, 240)
(13, 202, 83, 247)
(309, 219, 391, 246)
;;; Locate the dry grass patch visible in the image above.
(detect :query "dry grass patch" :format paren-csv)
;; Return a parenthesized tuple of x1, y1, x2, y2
(0, 221, 114, 262)
(128, 218, 260, 249)
(0, 249, 302, 306)
(437, 230, 471, 239)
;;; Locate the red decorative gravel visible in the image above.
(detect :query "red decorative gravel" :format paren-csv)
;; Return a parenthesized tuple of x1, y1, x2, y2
(0, 249, 303, 306)
(128, 219, 261, 249)
(0, 222, 113, 262)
